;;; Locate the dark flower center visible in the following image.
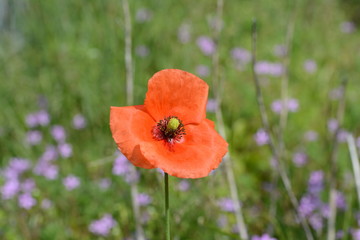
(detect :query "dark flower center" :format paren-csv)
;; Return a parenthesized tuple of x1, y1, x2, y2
(152, 116, 186, 144)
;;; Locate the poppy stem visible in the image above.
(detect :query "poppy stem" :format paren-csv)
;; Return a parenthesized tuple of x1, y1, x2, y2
(164, 173, 171, 240)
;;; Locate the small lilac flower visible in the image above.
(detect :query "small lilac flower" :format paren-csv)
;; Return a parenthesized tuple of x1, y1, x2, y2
(337, 130, 348, 143)
(112, 154, 130, 176)
(196, 36, 216, 56)
(336, 230, 344, 239)
(63, 175, 80, 191)
(340, 21, 356, 34)
(51, 125, 66, 142)
(196, 65, 210, 77)
(271, 100, 282, 114)
(304, 130, 318, 142)
(41, 199, 52, 209)
(135, 45, 150, 58)
(136, 193, 152, 206)
(255, 61, 284, 76)
(21, 179, 36, 192)
(36, 110, 50, 126)
(42, 165, 58, 180)
(72, 114, 87, 129)
(287, 98, 299, 112)
(329, 87, 343, 100)
(273, 44, 287, 57)
(320, 204, 330, 219)
(18, 193, 36, 209)
(327, 119, 338, 133)
(40, 145, 58, 162)
(336, 191, 347, 210)
(254, 128, 269, 146)
(177, 180, 190, 192)
(58, 143, 72, 158)
(26, 130, 42, 145)
(308, 171, 324, 194)
(298, 194, 320, 217)
(98, 178, 111, 190)
(135, 8, 152, 23)
(8, 158, 31, 174)
(25, 113, 38, 128)
(352, 229, 360, 240)
(217, 215, 228, 228)
(178, 23, 191, 44)
(252, 234, 277, 240)
(141, 211, 150, 224)
(1, 179, 20, 199)
(293, 152, 307, 167)
(89, 214, 116, 236)
(125, 170, 140, 183)
(206, 99, 218, 113)
(218, 198, 235, 212)
(309, 213, 323, 232)
(231, 47, 251, 63)
(303, 60, 317, 74)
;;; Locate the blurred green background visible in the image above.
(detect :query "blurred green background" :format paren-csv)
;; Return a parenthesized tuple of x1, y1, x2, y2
(0, 0, 359, 239)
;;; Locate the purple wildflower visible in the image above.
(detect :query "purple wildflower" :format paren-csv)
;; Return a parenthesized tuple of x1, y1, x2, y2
(177, 180, 190, 192)
(298, 194, 321, 217)
(196, 65, 210, 77)
(218, 198, 235, 212)
(178, 23, 191, 44)
(37, 110, 50, 126)
(304, 130, 318, 142)
(25, 113, 38, 128)
(327, 119, 338, 133)
(58, 143, 72, 158)
(21, 179, 36, 193)
(254, 128, 270, 146)
(308, 171, 324, 194)
(8, 158, 31, 175)
(309, 213, 323, 232)
(336, 230, 344, 239)
(352, 229, 360, 240)
(321, 204, 330, 219)
(135, 45, 150, 58)
(136, 193, 152, 206)
(112, 153, 130, 176)
(39, 145, 58, 162)
(273, 44, 287, 57)
(196, 36, 216, 56)
(217, 215, 228, 228)
(336, 191, 347, 210)
(1, 179, 20, 199)
(255, 61, 284, 76)
(26, 130, 42, 145)
(63, 175, 80, 191)
(72, 114, 87, 129)
(303, 60, 317, 73)
(251, 234, 277, 240)
(287, 98, 299, 112)
(135, 8, 152, 23)
(337, 130, 348, 143)
(340, 21, 356, 33)
(42, 164, 58, 180)
(231, 47, 251, 63)
(89, 214, 116, 237)
(206, 99, 218, 113)
(271, 100, 282, 114)
(98, 178, 111, 190)
(41, 199, 52, 209)
(51, 125, 66, 142)
(293, 152, 308, 167)
(18, 193, 36, 209)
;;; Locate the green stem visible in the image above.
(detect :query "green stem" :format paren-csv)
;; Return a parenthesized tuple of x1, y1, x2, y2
(165, 173, 170, 240)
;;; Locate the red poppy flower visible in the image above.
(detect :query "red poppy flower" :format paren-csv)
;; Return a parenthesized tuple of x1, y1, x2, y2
(110, 69, 228, 178)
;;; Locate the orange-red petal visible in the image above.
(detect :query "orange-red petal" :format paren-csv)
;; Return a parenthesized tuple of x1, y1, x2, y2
(110, 105, 156, 169)
(140, 119, 228, 178)
(144, 69, 209, 125)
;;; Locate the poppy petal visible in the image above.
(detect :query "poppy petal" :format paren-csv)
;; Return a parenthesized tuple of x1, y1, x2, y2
(144, 69, 209, 125)
(110, 105, 156, 169)
(139, 119, 228, 178)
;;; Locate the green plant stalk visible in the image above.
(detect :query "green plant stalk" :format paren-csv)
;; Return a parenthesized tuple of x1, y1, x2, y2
(165, 173, 171, 240)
